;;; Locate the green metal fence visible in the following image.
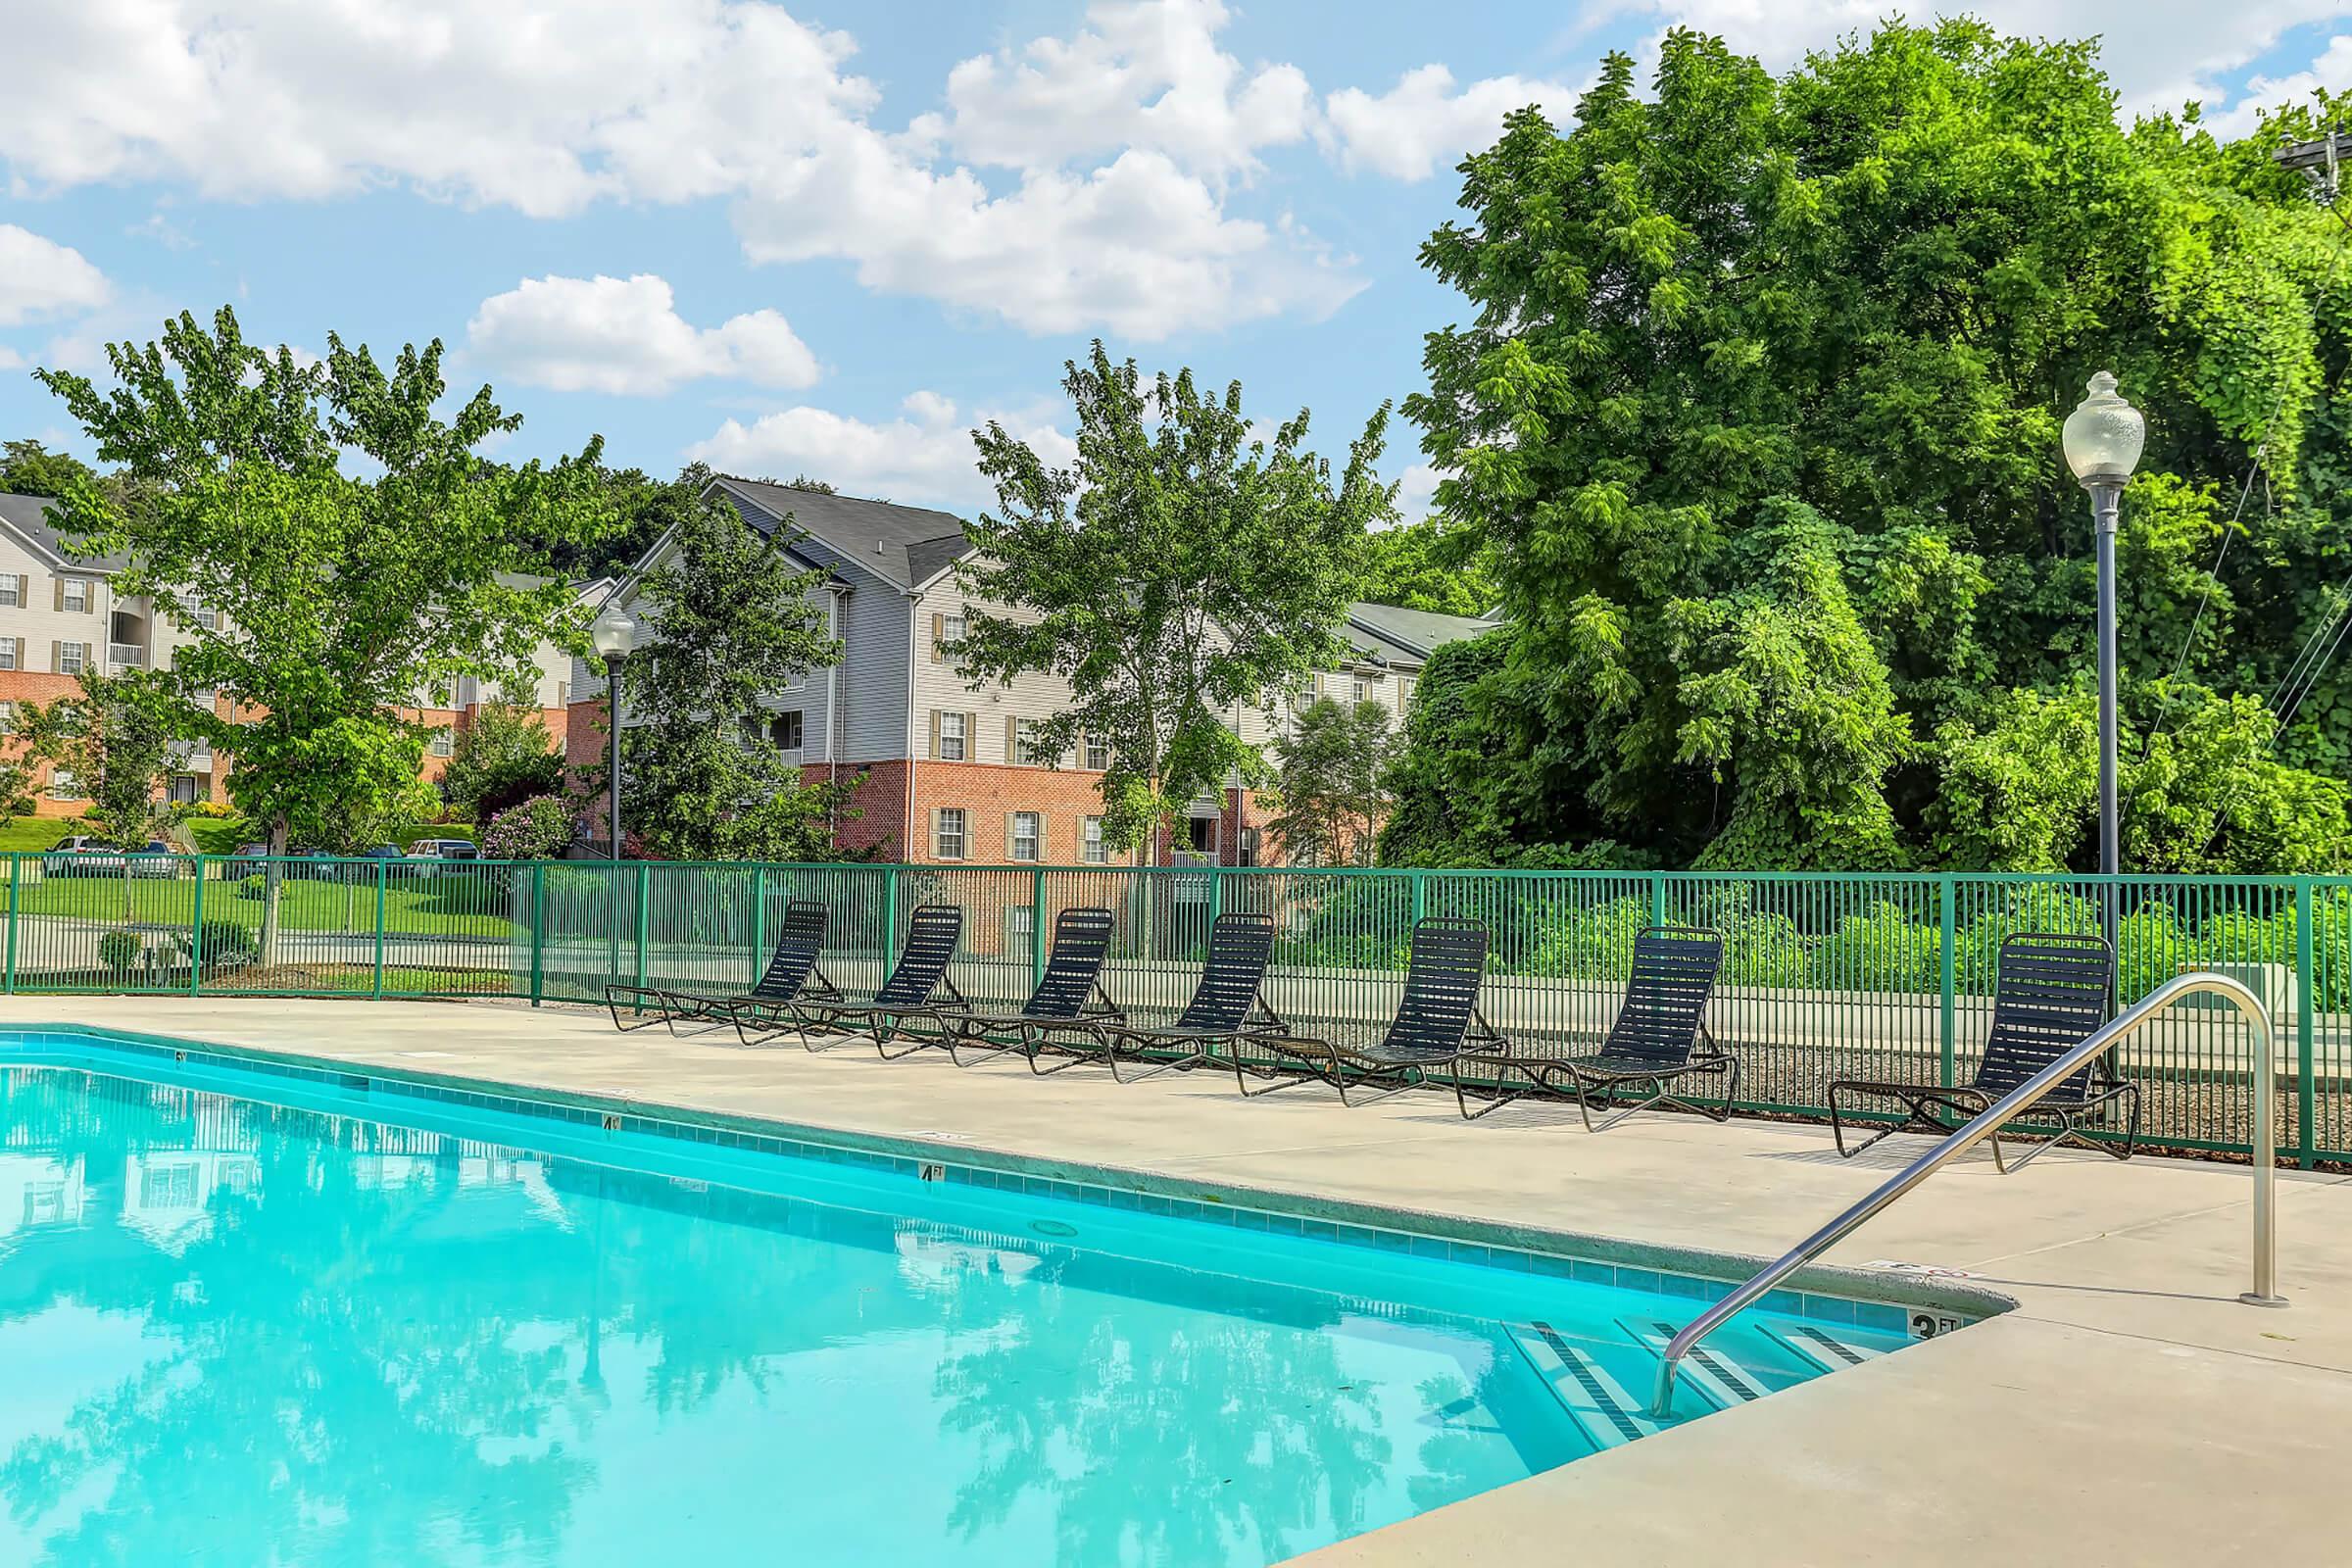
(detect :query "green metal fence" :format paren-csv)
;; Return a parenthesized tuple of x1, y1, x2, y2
(6, 853, 2341, 1164)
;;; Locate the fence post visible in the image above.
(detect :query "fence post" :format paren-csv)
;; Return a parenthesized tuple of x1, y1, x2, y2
(634, 861, 652, 995)
(883, 864, 901, 971)
(371, 860, 388, 1000)
(752, 865, 768, 989)
(188, 857, 208, 998)
(1031, 866, 1048, 989)
(1938, 876, 1956, 1091)
(1410, 869, 1427, 926)
(2297, 876, 2316, 1169)
(528, 862, 547, 1006)
(4, 854, 17, 996)
(1649, 871, 1666, 929)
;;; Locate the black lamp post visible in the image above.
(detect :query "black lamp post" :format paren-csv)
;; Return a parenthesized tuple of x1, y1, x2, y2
(2060, 370, 2146, 880)
(590, 604, 638, 858)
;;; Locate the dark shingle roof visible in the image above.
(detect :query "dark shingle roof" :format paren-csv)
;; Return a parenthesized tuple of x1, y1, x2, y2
(711, 476, 973, 591)
(0, 493, 126, 571)
(1347, 601, 1496, 662)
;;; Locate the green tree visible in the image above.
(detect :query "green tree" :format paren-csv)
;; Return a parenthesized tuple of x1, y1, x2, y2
(1268, 697, 1396, 865)
(1359, 514, 1497, 616)
(21, 672, 193, 919)
(35, 306, 614, 956)
(1395, 22, 2352, 871)
(609, 481, 858, 860)
(439, 693, 564, 821)
(0, 438, 102, 498)
(956, 342, 1395, 851)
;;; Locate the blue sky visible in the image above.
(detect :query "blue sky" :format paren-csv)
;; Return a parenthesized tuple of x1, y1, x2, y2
(5, 0, 2350, 518)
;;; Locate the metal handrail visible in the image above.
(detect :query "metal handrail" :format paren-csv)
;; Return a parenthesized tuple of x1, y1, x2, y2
(1650, 971, 2286, 1416)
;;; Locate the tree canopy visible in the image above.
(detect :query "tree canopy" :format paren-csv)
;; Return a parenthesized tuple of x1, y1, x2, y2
(1268, 697, 1397, 866)
(36, 306, 615, 945)
(610, 478, 858, 861)
(1359, 515, 1497, 617)
(956, 341, 1395, 851)
(1389, 22, 2352, 872)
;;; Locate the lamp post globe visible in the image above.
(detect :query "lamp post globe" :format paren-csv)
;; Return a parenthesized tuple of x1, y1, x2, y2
(2063, 371, 2144, 884)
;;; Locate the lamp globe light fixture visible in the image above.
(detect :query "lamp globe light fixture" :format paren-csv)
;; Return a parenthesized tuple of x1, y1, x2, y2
(2062, 370, 2145, 882)
(590, 603, 638, 860)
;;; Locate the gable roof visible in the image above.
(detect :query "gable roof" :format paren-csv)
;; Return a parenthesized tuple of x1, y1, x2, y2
(0, 493, 127, 572)
(711, 476, 973, 592)
(1346, 601, 1497, 662)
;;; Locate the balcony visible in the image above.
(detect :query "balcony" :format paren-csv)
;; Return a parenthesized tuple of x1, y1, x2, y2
(108, 643, 146, 673)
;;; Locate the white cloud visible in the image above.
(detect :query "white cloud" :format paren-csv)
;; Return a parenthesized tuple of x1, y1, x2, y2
(466, 273, 819, 396)
(0, 224, 110, 326)
(911, 0, 1315, 179)
(2201, 33, 2352, 138)
(688, 391, 1076, 510)
(1325, 66, 1580, 180)
(1393, 463, 1445, 520)
(0, 347, 24, 371)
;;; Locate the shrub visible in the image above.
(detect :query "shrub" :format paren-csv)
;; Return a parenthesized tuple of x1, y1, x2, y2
(480, 794, 573, 860)
(195, 919, 258, 971)
(237, 873, 267, 901)
(97, 929, 143, 972)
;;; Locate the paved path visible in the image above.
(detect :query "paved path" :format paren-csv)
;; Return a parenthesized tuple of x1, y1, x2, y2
(3, 994, 2345, 1566)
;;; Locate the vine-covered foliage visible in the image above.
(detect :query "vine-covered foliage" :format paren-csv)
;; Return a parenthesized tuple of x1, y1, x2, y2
(1389, 22, 2352, 872)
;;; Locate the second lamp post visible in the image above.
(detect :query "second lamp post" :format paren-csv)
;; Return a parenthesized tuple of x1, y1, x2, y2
(2062, 370, 2146, 879)
(591, 603, 638, 859)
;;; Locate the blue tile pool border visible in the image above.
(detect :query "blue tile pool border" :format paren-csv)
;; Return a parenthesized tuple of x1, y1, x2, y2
(0, 1022, 2015, 1336)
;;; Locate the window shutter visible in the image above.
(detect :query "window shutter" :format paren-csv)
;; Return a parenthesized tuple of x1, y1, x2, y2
(928, 808, 941, 858)
(50, 640, 61, 672)
(88, 581, 101, 615)
(1004, 812, 1015, 858)
(51, 579, 62, 612)
(1004, 714, 1017, 761)
(930, 612, 944, 663)
(928, 710, 940, 760)
(964, 712, 976, 756)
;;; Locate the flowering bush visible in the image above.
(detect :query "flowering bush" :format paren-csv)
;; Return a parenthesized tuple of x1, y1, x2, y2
(479, 795, 573, 860)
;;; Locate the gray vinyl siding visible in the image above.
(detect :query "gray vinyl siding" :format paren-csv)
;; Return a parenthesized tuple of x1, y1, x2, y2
(834, 586, 912, 763)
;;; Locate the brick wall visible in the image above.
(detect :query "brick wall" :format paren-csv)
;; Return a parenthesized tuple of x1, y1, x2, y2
(905, 760, 1129, 865)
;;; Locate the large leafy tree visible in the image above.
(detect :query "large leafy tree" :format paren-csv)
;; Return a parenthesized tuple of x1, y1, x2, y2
(1359, 514, 1497, 617)
(36, 306, 614, 952)
(957, 342, 1394, 851)
(609, 480, 858, 861)
(438, 692, 564, 822)
(1396, 23, 2352, 871)
(1267, 697, 1397, 866)
(21, 672, 193, 918)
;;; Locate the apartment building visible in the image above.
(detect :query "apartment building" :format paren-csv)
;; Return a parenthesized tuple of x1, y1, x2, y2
(0, 492, 590, 815)
(569, 476, 1494, 865)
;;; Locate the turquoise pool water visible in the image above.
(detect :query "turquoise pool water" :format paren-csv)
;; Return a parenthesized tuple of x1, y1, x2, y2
(0, 1041, 1921, 1566)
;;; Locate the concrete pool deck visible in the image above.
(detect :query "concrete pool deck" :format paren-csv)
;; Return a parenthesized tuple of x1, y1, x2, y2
(5, 993, 2344, 1566)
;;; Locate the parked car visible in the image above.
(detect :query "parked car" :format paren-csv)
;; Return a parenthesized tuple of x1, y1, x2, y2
(43, 837, 180, 879)
(406, 839, 480, 874)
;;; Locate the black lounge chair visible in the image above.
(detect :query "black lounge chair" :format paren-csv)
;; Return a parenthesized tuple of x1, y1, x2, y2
(1458, 925, 1734, 1129)
(1238, 917, 1503, 1104)
(608, 899, 836, 1035)
(1030, 911, 1285, 1081)
(923, 906, 1126, 1066)
(736, 903, 969, 1050)
(1828, 931, 2135, 1172)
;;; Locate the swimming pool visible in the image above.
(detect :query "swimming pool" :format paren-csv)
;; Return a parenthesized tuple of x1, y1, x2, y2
(0, 1031, 1970, 1566)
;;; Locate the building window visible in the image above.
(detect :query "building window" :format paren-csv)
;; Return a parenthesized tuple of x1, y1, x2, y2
(936, 710, 967, 761)
(0, 640, 17, 671)
(1012, 719, 1044, 765)
(61, 578, 88, 612)
(46, 768, 78, 800)
(0, 574, 20, 609)
(0, 703, 15, 736)
(1237, 825, 1261, 867)
(58, 642, 87, 676)
(557, 681, 570, 707)
(1350, 677, 1371, 704)
(934, 807, 967, 860)
(1006, 904, 1036, 951)
(1009, 810, 1041, 862)
(429, 728, 454, 759)
(1081, 815, 1105, 864)
(771, 710, 804, 751)
(1083, 734, 1109, 770)
(192, 604, 220, 632)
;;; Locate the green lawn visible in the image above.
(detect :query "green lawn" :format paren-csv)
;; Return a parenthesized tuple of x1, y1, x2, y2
(14, 873, 517, 938)
(0, 816, 92, 853)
